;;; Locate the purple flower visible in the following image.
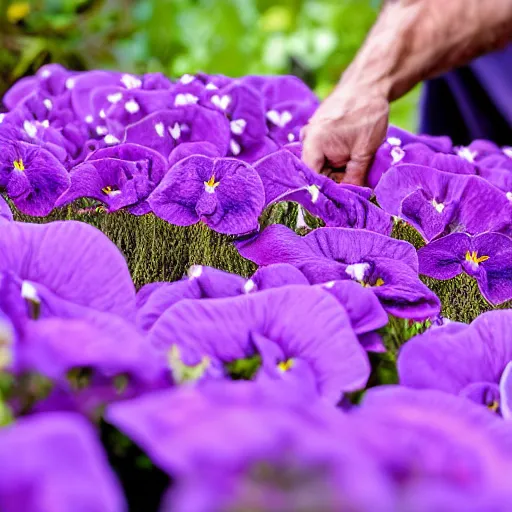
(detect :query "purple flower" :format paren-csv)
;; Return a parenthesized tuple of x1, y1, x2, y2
(57, 143, 167, 213)
(136, 265, 246, 332)
(352, 386, 512, 510)
(375, 164, 512, 241)
(0, 140, 69, 216)
(148, 285, 370, 401)
(107, 380, 393, 512)
(254, 148, 392, 234)
(418, 232, 512, 305)
(124, 106, 230, 158)
(148, 155, 265, 235)
(0, 412, 126, 511)
(237, 224, 440, 320)
(249, 264, 389, 352)
(397, 310, 512, 416)
(0, 220, 136, 322)
(15, 315, 165, 414)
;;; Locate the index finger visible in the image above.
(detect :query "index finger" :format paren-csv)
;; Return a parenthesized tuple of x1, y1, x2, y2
(301, 128, 326, 174)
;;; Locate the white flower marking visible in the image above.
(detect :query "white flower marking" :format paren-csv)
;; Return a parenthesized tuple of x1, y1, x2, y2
(205, 83, 218, 90)
(96, 126, 108, 136)
(390, 146, 405, 164)
(307, 184, 320, 203)
(211, 95, 231, 110)
(230, 139, 241, 156)
(104, 134, 120, 145)
(107, 92, 123, 104)
(99, 109, 106, 119)
(387, 137, 402, 146)
(40, 69, 51, 79)
(85, 115, 94, 124)
(503, 147, 512, 159)
(457, 147, 477, 163)
(180, 74, 195, 85)
(243, 280, 256, 294)
(230, 118, 246, 135)
(323, 281, 336, 289)
(174, 93, 199, 107)
(0, 114, 4, 124)
(169, 123, 181, 140)
(43, 99, 53, 110)
(432, 199, 445, 213)
(121, 74, 142, 90)
(41, 120, 50, 128)
(155, 122, 165, 137)
(124, 99, 140, 114)
(506, 191, 512, 202)
(266, 110, 292, 128)
(23, 120, 37, 138)
(345, 263, 370, 282)
(65, 77, 76, 89)
(21, 281, 40, 303)
(288, 133, 295, 142)
(188, 265, 203, 279)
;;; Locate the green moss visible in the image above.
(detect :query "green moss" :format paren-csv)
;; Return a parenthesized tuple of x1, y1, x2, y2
(422, 273, 512, 324)
(390, 219, 426, 249)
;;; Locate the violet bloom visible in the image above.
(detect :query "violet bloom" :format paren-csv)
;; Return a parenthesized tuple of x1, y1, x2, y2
(15, 315, 165, 415)
(398, 310, 512, 417)
(124, 106, 230, 158)
(254, 148, 392, 234)
(107, 381, 394, 512)
(149, 286, 370, 401)
(352, 386, 512, 511)
(148, 155, 265, 235)
(375, 164, 512, 241)
(57, 143, 168, 213)
(0, 139, 69, 216)
(237, 224, 440, 320)
(136, 265, 246, 332)
(0, 221, 136, 322)
(248, 264, 389, 352)
(418, 232, 512, 305)
(0, 412, 126, 512)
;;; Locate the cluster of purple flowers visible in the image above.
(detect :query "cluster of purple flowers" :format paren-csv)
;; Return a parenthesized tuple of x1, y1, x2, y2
(0, 213, 511, 511)
(369, 126, 512, 305)
(0, 64, 391, 236)
(1, 67, 512, 511)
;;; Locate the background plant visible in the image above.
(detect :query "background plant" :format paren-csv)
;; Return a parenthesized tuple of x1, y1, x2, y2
(0, 0, 419, 129)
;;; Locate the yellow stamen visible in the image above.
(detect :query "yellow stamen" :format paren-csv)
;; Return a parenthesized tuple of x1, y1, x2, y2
(13, 159, 24, 172)
(204, 174, 220, 190)
(375, 278, 385, 287)
(488, 400, 499, 412)
(102, 186, 113, 195)
(465, 250, 490, 265)
(277, 359, 294, 372)
(359, 278, 385, 288)
(6, 2, 30, 24)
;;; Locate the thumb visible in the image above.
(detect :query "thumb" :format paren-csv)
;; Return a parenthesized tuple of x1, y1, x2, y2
(301, 130, 326, 174)
(342, 156, 372, 186)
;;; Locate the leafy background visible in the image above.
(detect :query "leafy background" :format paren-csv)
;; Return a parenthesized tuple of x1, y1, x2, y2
(0, 0, 419, 129)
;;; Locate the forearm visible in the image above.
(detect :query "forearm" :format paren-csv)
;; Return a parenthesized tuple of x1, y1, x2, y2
(341, 0, 512, 102)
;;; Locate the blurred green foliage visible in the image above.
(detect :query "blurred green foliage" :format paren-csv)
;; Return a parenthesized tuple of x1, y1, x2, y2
(0, 0, 418, 129)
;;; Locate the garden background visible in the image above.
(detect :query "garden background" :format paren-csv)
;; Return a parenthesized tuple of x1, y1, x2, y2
(0, 0, 420, 130)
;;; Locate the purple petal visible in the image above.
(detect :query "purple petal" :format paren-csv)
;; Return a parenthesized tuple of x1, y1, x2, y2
(0, 413, 126, 512)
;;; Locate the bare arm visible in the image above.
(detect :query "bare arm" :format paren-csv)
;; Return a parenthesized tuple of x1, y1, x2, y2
(302, 0, 512, 185)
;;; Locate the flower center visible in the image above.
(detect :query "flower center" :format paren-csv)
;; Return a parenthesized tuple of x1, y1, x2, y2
(465, 251, 489, 265)
(488, 400, 500, 413)
(360, 277, 385, 288)
(13, 159, 25, 172)
(277, 358, 294, 372)
(204, 175, 220, 194)
(432, 199, 445, 213)
(101, 186, 121, 197)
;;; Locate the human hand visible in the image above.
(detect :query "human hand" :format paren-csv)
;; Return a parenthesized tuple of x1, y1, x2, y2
(301, 83, 390, 186)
